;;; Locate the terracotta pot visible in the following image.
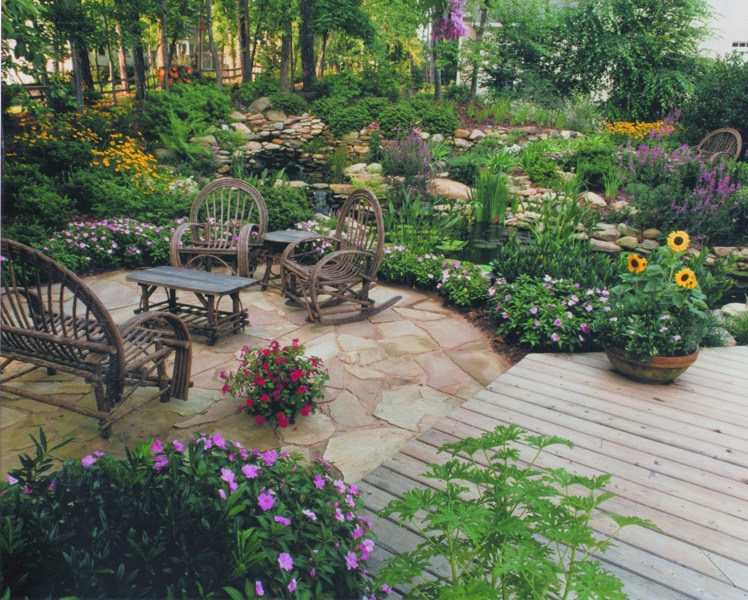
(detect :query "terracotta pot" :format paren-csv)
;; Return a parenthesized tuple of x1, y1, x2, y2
(604, 346, 699, 384)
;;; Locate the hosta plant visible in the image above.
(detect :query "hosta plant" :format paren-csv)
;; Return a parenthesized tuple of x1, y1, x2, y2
(221, 339, 329, 428)
(0, 430, 385, 599)
(376, 425, 656, 599)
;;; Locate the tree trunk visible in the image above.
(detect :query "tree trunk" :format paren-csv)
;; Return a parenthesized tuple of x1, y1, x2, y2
(432, 42, 442, 101)
(160, 3, 170, 91)
(132, 38, 147, 103)
(279, 20, 292, 92)
(80, 44, 95, 90)
(116, 22, 129, 92)
(469, 5, 488, 106)
(238, 0, 251, 83)
(70, 42, 85, 112)
(205, 0, 222, 86)
(299, 0, 315, 90)
(317, 30, 332, 78)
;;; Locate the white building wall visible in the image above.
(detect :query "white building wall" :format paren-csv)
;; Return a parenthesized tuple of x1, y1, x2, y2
(701, 0, 748, 56)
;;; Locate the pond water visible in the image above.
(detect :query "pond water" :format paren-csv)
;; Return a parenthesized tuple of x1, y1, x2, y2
(453, 222, 529, 266)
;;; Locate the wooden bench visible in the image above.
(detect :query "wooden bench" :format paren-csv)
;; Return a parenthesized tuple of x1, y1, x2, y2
(0, 240, 192, 437)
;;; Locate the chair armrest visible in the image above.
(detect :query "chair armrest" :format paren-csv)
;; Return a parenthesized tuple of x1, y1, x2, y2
(170, 222, 199, 268)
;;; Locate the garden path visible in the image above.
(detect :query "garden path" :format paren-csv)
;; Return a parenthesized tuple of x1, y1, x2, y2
(360, 347, 748, 600)
(0, 270, 511, 480)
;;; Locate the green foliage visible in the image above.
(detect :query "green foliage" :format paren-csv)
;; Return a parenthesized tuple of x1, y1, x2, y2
(377, 102, 418, 135)
(470, 171, 516, 224)
(725, 311, 748, 346)
(382, 128, 435, 194)
(269, 92, 308, 116)
(561, 0, 712, 120)
(259, 184, 314, 231)
(325, 147, 351, 184)
(447, 154, 482, 186)
(157, 109, 211, 163)
(356, 97, 390, 120)
(379, 248, 489, 308)
(680, 54, 748, 145)
(313, 71, 361, 100)
(0, 430, 377, 599)
(325, 103, 371, 136)
(376, 424, 655, 599)
(492, 275, 608, 352)
(521, 145, 560, 189)
(236, 73, 281, 106)
(1, 163, 73, 227)
(486, 149, 520, 175)
(384, 192, 463, 256)
(141, 83, 232, 138)
(311, 95, 349, 123)
(489, 235, 617, 289)
(559, 134, 618, 193)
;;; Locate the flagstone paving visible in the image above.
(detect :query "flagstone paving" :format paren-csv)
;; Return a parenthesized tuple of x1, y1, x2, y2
(0, 269, 512, 482)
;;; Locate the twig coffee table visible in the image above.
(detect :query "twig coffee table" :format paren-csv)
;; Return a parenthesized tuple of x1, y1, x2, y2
(126, 266, 259, 345)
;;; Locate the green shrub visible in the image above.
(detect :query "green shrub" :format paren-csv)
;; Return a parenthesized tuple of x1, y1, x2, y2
(1, 163, 74, 228)
(447, 154, 482, 185)
(261, 184, 314, 231)
(725, 312, 748, 345)
(420, 103, 459, 135)
(521, 148, 560, 189)
(326, 103, 372, 136)
(356, 97, 390, 120)
(236, 73, 281, 106)
(357, 66, 401, 101)
(141, 83, 232, 138)
(559, 134, 618, 192)
(313, 71, 361, 100)
(489, 236, 618, 289)
(680, 54, 748, 147)
(377, 103, 418, 135)
(0, 430, 379, 599)
(491, 274, 608, 352)
(376, 425, 653, 598)
(311, 95, 349, 124)
(269, 92, 308, 116)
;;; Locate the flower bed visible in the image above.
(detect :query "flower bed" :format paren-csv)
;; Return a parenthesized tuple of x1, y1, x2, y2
(1, 431, 387, 599)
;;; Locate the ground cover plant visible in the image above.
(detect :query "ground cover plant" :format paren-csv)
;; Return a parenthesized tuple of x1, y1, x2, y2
(0, 430, 385, 599)
(376, 424, 656, 599)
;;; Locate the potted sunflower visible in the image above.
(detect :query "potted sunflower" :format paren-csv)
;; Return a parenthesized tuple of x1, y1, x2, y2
(594, 230, 710, 383)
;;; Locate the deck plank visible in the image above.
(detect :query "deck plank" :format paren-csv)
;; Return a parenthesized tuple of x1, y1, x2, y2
(362, 348, 748, 599)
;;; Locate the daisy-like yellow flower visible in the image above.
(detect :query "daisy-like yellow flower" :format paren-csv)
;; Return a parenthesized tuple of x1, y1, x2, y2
(675, 268, 697, 289)
(628, 254, 647, 273)
(667, 231, 690, 252)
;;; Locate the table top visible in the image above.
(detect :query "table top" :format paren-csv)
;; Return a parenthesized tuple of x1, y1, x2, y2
(262, 229, 314, 244)
(126, 266, 258, 295)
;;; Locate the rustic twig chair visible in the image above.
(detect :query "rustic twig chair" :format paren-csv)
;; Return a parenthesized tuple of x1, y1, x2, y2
(279, 189, 401, 325)
(696, 128, 743, 162)
(170, 178, 268, 277)
(1, 239, 192, 437)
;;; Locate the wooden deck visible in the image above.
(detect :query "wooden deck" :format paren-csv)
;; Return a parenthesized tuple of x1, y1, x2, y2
(359, 347, 748, 599)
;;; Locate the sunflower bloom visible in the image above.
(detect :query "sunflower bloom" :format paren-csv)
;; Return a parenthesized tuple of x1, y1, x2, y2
(627, 254, 647, 273)
(675, 268, 697, 289)
(667, 231, 690, 252)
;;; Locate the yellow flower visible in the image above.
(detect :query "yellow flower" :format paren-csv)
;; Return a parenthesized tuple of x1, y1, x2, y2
(667, 231, 690, 252)
(675, 268, 697, 289)
(627, 254, 647, 273)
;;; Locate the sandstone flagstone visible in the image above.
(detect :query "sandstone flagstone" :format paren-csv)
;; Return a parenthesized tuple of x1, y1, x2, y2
(279, 411, 335, 446)
(327, 390, 378, 428)
(377, 334, 439, 357)
(324, 428, 415, 482)
(415, 317, 485, 349)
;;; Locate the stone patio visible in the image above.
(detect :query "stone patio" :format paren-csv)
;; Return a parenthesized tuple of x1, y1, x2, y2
(0, 269, 511, 482)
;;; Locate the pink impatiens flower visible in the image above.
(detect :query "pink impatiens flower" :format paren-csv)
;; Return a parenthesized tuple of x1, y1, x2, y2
(262, 449, 278, 466)
(345, 551, 359, 570)
(255, 581, 264, 596)
(278, 552, 293, 571)
(151, 439, 163, 453)
(258, 490, 276, 511)
(288, 579, 297, 592)
(81, 455, 97, 468)
(313, 474, 325, 489)
(153, 455, 168, 471)
(172, 440, 185, 453)
(274, 516, 291, 526)
(242, 464, 259, 479)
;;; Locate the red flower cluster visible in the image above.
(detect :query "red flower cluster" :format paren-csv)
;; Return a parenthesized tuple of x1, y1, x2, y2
(221, 340, 329, 428)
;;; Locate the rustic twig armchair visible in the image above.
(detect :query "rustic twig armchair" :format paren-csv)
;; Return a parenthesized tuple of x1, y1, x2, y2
(279, 189, 401, 325)
(1, 239, 192, 437)
(696, 128, 743, 162)
(170, 178, 268, 277)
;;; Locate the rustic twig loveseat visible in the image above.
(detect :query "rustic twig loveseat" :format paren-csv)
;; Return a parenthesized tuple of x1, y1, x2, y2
(0, 239, 192, 437)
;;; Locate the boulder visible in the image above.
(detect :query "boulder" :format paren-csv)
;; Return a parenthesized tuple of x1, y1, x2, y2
(265, 109, 287, 122)
(617, 223, 638, 237)
(244, 141, 263, 152)
(229, 111, 248, 122)
(341, 131, 359, 141)
(590, 223, 621, 242)
(581, 191, 607, 207)
(469, 129, 486, 140)
(153, 148, 175, 161)
(230, 122, 253, 137)
(344, 163, 368, 177)
(641, 239, 660, 251)
(367, 163, 383, 174)
(721, 302, 748, 317)
(642, 228, 660, 240)
(330, 184, 356, 196)
(453, 138, 471, 149)
(431, 134, 445, 143)
(616, 236, 639, 250)
(713, 246, 739, 257)
(190, 134, 217, 148)
(454, 129, 470, 139)
(427, 178, 472, 201)
(591, 239, 623, 253)
(248, 97, 271, 113)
